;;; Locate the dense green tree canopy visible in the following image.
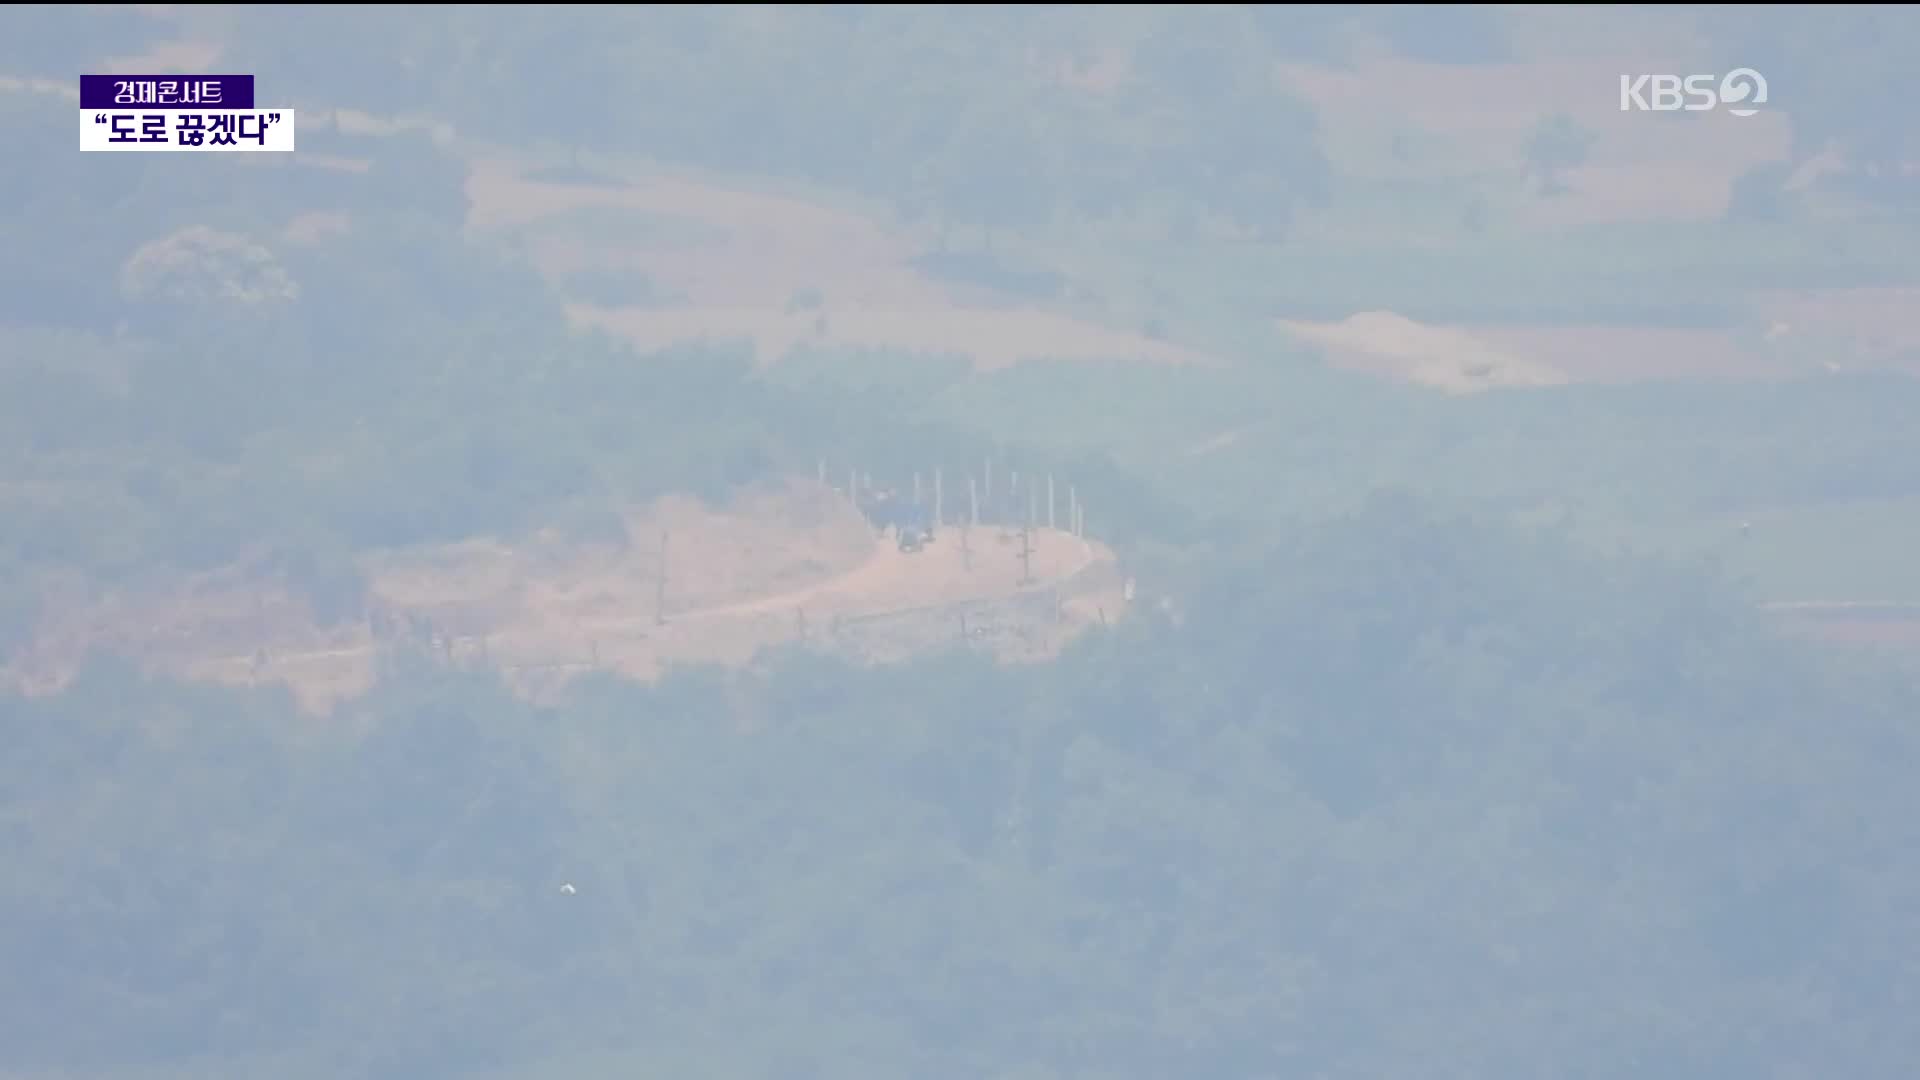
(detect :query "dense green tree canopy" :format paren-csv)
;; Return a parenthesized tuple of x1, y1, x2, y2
(5, 500, 1919, 1078)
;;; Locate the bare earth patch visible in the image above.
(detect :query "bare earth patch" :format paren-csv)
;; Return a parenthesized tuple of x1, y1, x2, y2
(1278, 311, 1568, 393)
(1276, 310, 1888, 388)
(569, 303, 1214, 372)
(466, 157, 941, 307)
(6, 480, 1128, 714)
(466, 157, 1217, 371)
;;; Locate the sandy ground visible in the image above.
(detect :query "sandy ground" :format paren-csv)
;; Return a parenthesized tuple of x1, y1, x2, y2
(6, 482, 1125, 714)
(1277, 308, 1920, 389)
(1277, 311, 1570, 393)
(467, 157, 1216, 371)
(205, 521, 1110, 713)
(566, 303, 1213, 372)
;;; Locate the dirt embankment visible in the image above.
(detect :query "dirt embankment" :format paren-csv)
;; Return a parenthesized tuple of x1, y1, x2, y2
(6, 480, 1128, 713)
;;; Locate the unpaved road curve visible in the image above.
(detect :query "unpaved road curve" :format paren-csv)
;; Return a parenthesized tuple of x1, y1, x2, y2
(669, 529, 1098, 622)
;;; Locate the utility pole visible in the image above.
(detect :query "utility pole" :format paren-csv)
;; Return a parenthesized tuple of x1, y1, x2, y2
(1021, 488, 1036, 585)
(964, 473, 976, 571)
(655, 530, 669, 625)
(984, 458, 993, 519)
(1048, 474, 1056, 530)
(913, 471, 922, 505)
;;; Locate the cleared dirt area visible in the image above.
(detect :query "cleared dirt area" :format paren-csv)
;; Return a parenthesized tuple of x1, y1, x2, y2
(1278, 311, 1570, 393)
(1281, 309, 1914, 389)
(465, 157, 1216, 371)
(568, 302, 1212, 372)
(6, 480, 1126, 714)
(1274, 31, 1915, 388)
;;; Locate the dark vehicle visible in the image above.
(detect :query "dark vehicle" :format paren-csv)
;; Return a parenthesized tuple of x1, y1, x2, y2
(897, 504, 934, 553)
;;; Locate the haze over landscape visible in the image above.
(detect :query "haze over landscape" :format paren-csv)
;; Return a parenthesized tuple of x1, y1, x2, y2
(4, 5, 1920, 1078)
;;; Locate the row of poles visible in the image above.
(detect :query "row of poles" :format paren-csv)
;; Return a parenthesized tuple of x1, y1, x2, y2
(819, 459, 1088, 539)
(305, 462, 1097, 682)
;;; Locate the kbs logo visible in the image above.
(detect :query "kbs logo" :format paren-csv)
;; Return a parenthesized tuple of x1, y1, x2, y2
(1619, 69, 1769, 117)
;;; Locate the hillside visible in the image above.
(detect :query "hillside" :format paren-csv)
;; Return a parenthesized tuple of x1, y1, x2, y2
(8, 479, 1127, 713)
(4, 7, 1920, 1080)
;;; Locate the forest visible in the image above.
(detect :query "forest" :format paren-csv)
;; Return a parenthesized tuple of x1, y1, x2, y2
(3, 5, 1920, 1078)
(8, 497, 1920, 1079)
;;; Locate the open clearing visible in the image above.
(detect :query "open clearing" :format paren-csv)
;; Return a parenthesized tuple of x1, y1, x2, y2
(6, 480, 1128, 714)
(464, 157, 1217, 372)
(566, 302, 1212, 372)
(1273, 31, 1917, 388)
(1278, 311, 1570, 393)
(13, 19, 1919, 696)
(1282, 302, 1920, 391)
